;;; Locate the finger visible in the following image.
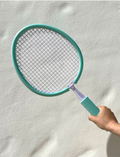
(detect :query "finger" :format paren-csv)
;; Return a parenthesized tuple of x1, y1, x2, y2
(97, 106, 102, 109)
(88, 115, 96, 122)
(97, 106, 108, 110)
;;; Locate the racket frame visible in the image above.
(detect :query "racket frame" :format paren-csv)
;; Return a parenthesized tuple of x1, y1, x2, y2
(11, 24, 83, 96)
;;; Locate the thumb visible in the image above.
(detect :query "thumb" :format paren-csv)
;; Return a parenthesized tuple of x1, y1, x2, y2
(88, 115, 96, 122)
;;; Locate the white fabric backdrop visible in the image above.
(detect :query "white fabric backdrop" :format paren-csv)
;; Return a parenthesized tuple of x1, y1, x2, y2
(0, 1, 120, 157)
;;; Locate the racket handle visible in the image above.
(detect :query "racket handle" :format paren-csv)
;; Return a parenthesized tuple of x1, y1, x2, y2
(81, 96, 100, 116)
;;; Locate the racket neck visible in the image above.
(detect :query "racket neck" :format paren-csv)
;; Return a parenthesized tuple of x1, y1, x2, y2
(69, 83, 85, 101)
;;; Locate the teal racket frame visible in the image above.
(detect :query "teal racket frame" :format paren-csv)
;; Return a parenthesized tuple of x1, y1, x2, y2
(11, 24, 83, 96)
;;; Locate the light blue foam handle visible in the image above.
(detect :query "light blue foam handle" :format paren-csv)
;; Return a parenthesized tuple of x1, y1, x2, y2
(81, 96, 100, 116)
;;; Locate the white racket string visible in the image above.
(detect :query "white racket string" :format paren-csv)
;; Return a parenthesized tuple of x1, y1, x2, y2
(15, 28, 79, 93)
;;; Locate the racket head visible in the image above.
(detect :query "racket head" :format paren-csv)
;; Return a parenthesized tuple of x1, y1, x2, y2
(11, 24, 83, 96)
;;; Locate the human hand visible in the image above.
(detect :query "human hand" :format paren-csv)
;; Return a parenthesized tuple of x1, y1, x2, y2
(88, 106, 118, 131)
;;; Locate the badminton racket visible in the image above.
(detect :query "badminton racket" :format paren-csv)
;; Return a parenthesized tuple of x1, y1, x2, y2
(11, 24, 99, 116)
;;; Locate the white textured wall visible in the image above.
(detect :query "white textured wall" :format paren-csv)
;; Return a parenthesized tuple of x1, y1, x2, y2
(1, 1, 120, 157)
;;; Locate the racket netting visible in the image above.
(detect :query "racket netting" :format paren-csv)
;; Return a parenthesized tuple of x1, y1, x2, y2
(15, 28, 79, 93)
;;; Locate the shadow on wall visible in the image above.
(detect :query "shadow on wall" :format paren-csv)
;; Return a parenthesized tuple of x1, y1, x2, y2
(107, 134, 120, 157)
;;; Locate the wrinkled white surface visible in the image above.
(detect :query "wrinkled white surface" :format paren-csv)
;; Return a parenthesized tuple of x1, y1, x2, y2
(1, 1, 120, 157)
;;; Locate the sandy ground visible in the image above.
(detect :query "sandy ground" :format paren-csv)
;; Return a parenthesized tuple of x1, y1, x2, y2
(0, 1, 120, 157)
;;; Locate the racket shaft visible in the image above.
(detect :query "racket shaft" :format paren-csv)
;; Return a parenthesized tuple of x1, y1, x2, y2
(69, 84, 85, 100)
